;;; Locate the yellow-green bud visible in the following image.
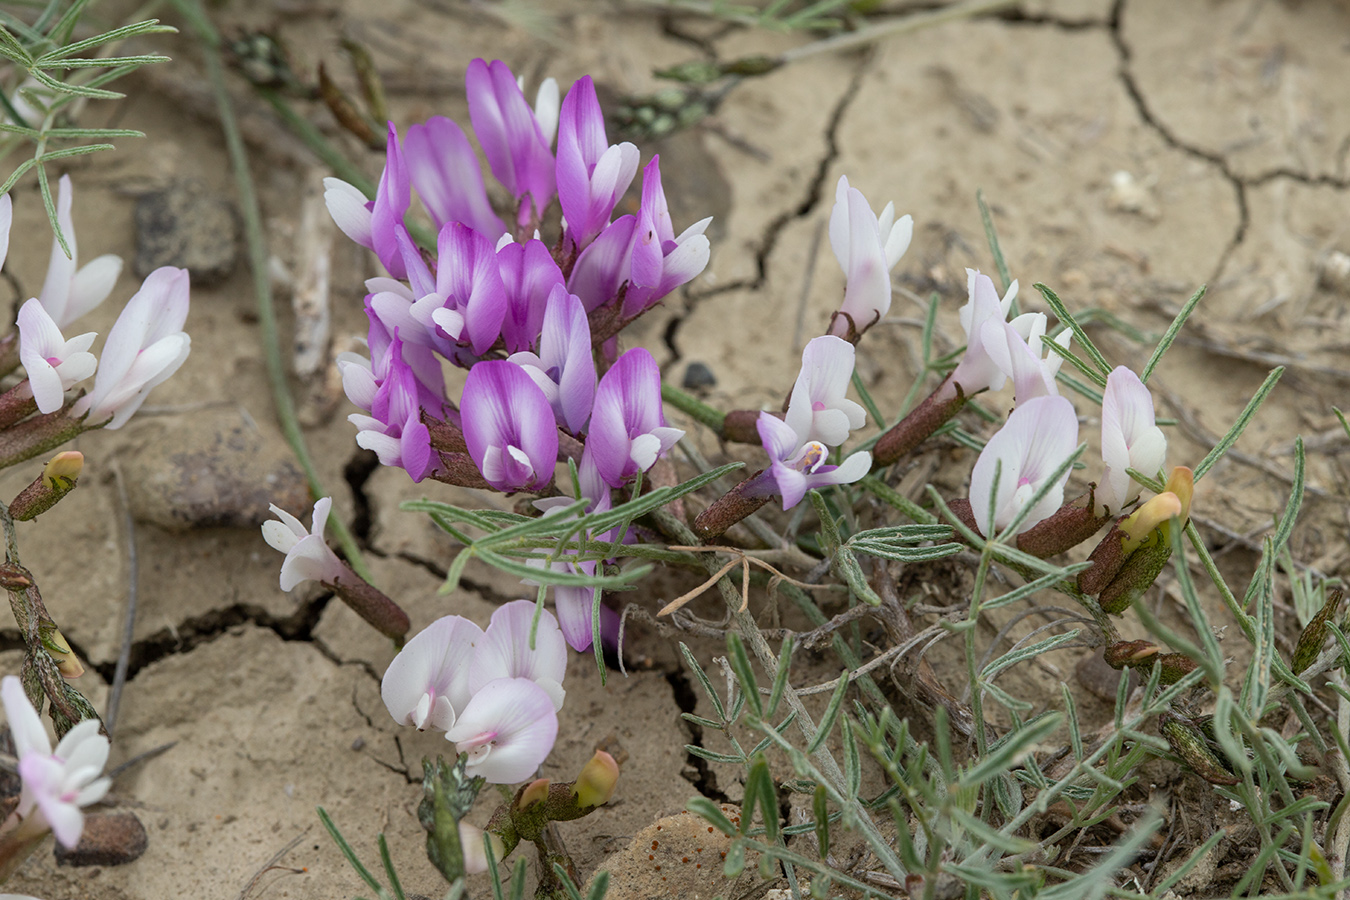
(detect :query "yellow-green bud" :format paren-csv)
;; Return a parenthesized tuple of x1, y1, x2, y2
(573, 750, 619, 809)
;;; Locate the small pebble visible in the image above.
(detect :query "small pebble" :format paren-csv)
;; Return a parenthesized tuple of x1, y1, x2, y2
(135, 179, 239, 284)
(55, 811, 148, 867)
(682, 362, 716, 391)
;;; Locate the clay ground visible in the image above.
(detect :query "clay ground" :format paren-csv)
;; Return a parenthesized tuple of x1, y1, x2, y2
(3, 0, 1350, 897)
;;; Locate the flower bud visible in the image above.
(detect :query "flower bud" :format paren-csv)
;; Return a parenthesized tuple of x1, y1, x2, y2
(46, 626, 84, 678)
(1156, 653, 1199, 685)
(1159, 712, 1238, 785)
(573, 749, 619, 809)
(1118, 492, 1182, 556)
(517, 777, 550, 811)
(1098, 531, 1171, 615)
(1103, 640, 1159, 669)
(1292, 589, 1344, 675)
(458, 822, 505, 875)
(10, 451, 83, 520)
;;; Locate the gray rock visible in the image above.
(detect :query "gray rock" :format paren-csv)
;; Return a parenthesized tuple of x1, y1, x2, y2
(119, 409, 310, 530)
(135, 179, 239, 284)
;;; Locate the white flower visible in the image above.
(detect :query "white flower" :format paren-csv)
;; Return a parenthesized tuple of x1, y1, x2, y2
(0, 675, 110, 850)
(783, 335, 867, 447)
(69, 267, 190, 429)
(17, 298, 97, 413)
(37, 175, 122, 330)
(1095, 366, 1167, 517)
(261, 497, 348, 591)
(969, 395, 1079, 537)
(827, 176, 912, 336)
(446, 677, 558, 784)
(381, 615, 484, 732)
(323, 177, 373, 250)
(981, 312, 1072, 406)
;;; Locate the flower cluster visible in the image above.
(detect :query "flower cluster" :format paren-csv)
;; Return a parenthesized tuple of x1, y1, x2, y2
(381, 601, 566, 784)
(0, 675, 110, 852)
(0, 177, 192, 451)
(326, 60, 707, 499)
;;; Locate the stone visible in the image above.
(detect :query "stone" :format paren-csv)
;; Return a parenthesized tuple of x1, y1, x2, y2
(54, 810, 149, 867)
(135, 179, 239, 284)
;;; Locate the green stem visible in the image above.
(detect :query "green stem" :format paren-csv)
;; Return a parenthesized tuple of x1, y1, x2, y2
(172, 0, 371, 583)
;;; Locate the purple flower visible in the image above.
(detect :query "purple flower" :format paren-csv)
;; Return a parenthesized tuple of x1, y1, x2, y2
(447, 676, 559, 784)
(757, 413, 870, 511)
(17, 298, 97, 414)
(381, 615, 484, 732)
(969, 394, 1079, 537)
(69, 266, 190, 430)
(827, 175, 911, 337)
(465, 59, 557, 227)
(339, 303, 445, 418)
(404, 115, 506, 239)
(461, 360, 559, 491)
(585, 348, 683, 487)
(1095, 366, 1167, 517)
(783, 336, 866, 448)
(622, 157, 712, 318)
(557, 76, 640, 251)
(567, 214, 637, 312)
(1, 676, 110, 850)
(507, 284, 596, 435)
(261, 497, 349, 591)
(348, 334, 436, 482)
(497, 237, 565, 353)
(407, 223, 508, 357)
(37, 175, 122, 330)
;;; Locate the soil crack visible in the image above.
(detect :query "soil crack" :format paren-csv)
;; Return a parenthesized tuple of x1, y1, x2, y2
(666, 668, 732, 803)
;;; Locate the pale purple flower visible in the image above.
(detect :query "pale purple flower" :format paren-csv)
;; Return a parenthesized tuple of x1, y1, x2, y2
(408, 223, 508, 357)
(468, 600, 567, 710)
(941, 270, 1018, 401)
(261, 497, 348, 591)
(783, 335, 866, 448)
(404, 115, 505, 239)
(349, 334, 436, 482)
(622, 157, 711, 318)
(557, 76, 640, 251)
(37, 175, 122, 330)
(567, 214, 636, 312)
(507, 285, 596, 435)
(969, 394, 1079, 537)
(981, 313, 1070, 406)
(446, 676, 559, 784)
(1095, 366, 1167, 517)
(0, 676, 110, 850)
(757, 413, 871, 511)
(497, 237, 565, 353)
(585, 348, 683, 487)
(17, 298, 96, 414)
(827, 175, 912, 337)
(381, 615, 484, 732)
(466, 59, 557, 226)
(69, 266, 190, 430)
(461, 360, 559, 492)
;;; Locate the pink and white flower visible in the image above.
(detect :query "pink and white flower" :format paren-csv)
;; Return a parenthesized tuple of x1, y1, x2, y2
(261, 497, 348, 591)
(783, 336, 866, 448)
(941, 270, 1018, 401)
(36, 175, 122, 330)
(17, 298, 96, 414)
(467, 600, 567, 710)
(758, 413, 871, 511)
(1095, 366, 1167, 517)
(69, 266, 190, 430)
(0, 675, 110, 850)
(827, 176, 912, 337)
(969, 395, 1079, 537)
(380, 615, 484, 732)
(446, 677, 558, 784)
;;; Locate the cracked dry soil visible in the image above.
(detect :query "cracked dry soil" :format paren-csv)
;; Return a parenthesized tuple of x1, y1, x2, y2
(4, 0, 1350, 897)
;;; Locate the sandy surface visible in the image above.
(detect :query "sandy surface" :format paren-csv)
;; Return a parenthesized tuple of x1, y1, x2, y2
(3, 0, 1349, 897)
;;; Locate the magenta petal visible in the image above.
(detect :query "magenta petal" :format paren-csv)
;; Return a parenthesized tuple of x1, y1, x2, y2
(499, 239, 564, 353)
(462, 361, 559, 491)
(405, 115, 505, 238)
(586, 348, 666, 487)
(568, 215, 636, 312)
(370, 123, 410, 278)
(438, 223, 508, 355)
